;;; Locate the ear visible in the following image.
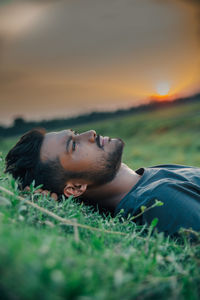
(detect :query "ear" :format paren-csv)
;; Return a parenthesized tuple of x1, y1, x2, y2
(63, 181, 88, 198)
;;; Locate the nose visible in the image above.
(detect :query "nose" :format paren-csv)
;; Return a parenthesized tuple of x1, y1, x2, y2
(80, 130, 96, 142)
(88, 130, 97, 142)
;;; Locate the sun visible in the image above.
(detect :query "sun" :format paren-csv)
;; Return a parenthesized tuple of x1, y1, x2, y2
(156, 82, 170, 96)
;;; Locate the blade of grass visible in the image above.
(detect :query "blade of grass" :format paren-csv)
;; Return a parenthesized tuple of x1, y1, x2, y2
(0, 186, 126, 236)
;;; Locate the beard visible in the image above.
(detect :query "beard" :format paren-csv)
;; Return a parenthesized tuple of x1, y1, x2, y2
(85, 138, 124, 186)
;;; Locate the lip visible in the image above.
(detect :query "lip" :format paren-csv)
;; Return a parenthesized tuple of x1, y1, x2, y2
(96, 135, 111, 148)
(95, 134, 102, 148)
(102, 136, 110, 147)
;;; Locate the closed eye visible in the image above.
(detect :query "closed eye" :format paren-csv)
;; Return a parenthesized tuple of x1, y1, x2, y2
(68, 130, 79, 152)
(72, 140, 76, 151)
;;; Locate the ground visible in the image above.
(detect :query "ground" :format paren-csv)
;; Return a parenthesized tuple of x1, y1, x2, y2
(0, 101, 200, 300)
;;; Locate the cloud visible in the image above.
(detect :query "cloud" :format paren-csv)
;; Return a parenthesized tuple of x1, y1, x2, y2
(1, 0, 190, 71)
(0, 0, 200, 124)
(0, 1, 52, 41)
(184, 0, 200, 4)
(181, 0, 200, 41)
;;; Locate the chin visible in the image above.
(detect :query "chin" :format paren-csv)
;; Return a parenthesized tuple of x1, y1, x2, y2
(115, 138, 125, 153)
(112, 139, 124, 169)
(118, 137, 125, 147)
(113, 137, 125, 147)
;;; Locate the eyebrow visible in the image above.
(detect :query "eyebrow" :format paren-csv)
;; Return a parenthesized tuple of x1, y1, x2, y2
(66, 135, 72, 153)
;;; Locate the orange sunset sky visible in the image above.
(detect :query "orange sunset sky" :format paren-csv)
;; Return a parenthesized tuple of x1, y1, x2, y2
(0, 0, 200, 125)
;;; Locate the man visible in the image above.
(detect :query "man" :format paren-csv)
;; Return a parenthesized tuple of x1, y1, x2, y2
(5, 128, 200, 235)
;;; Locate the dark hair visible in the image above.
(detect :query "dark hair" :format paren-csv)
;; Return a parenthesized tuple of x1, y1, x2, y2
(5, 129, 70, 195)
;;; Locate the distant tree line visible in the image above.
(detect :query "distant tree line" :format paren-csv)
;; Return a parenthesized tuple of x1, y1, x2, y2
(0, 93, 200, 138)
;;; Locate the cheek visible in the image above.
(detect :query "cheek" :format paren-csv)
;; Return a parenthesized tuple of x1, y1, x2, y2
(60, 145, 108, 173)
(74, 149, 107, 171)
(60, 152, 104, 173)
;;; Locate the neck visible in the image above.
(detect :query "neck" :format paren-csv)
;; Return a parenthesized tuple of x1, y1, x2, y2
(83, 163, 142, 212)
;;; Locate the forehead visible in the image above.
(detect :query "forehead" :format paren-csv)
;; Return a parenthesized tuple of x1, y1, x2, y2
(40, 129, 71, 161)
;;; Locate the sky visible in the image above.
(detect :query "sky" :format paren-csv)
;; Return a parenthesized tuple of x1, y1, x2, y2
(0, 0, 200, 126)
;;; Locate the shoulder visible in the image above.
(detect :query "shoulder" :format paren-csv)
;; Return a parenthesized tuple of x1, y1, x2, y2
(152, 180, 181, 198)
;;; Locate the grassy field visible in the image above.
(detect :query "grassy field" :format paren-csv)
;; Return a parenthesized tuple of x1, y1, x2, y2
(0, 101, 200, 300)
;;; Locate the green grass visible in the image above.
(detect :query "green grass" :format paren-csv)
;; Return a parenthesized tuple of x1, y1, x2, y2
(1, 101, 200, 300)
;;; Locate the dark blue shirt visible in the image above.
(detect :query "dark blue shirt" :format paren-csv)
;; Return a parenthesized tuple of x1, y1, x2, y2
(114, 164, 200, 235)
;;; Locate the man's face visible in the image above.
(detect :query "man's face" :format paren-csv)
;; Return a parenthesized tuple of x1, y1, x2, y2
(40, 129, 124, 185)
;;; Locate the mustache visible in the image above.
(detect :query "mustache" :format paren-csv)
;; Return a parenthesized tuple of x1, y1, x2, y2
(95, 134, 102, 149)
